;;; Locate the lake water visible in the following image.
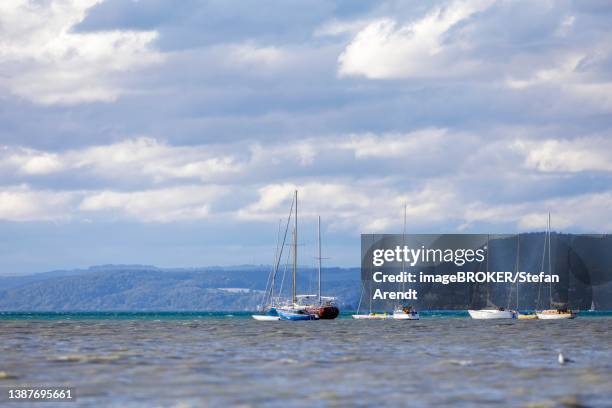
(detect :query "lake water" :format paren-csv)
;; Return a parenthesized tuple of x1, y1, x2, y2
(0, 312, 610, 407)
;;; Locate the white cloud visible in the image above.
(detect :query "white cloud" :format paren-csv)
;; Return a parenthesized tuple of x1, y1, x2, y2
(342, 128, 450, 158)
(0, 0, 163, 104)
(464, 192, 612, 232)
(237, 180, 459, 233)
(79, 185, 227, 222)
(338, 0, 493, 79)
(1, 131, 611, 231)
(515, 137, 612, 173)
(0, 185, 75, 221)
(1, 138, 243, 183)
(5, 148, 64, 175)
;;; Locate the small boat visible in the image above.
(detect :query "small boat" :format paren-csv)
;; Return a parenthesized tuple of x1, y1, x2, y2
(468, 308, 515, 319)
(277, 308, 319, 321)
(352, 313, 392, 320)
(392, 305, 419, 320)
(589, 300, 596, 312)
(535, 214, 576, 321)
(536, 309, 575, 320)
(391, 207, 419, 321)
(469, 235, 516, 319)
(517, 312, 538, 320)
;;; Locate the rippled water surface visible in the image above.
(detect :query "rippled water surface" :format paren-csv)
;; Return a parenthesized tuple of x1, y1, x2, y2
(0, 313, 610, 407)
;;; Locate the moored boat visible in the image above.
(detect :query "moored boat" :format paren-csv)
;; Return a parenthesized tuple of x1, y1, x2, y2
(535, 213, 577, 321)
(352, 313, 392, 320)
(468, 308, 515, 319)
(536, 309, 575, 320)
(392, 305, 419, 320)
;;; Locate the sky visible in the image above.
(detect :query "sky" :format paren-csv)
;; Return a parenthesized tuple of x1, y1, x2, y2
(1, 0, 611, 274)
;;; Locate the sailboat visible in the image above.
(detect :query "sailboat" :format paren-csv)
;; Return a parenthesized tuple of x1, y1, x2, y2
(299, 216, 340, 319)
(512, 234, 537, 320)
(276, 190, 320, 321)
(536, 213, 575, 320)
(468, 234, 516, 319)
(252, 196, 296, 321)
(392, 204, 419, 320)
(351, 282, 392, 319)
(353, 236, 392, 320)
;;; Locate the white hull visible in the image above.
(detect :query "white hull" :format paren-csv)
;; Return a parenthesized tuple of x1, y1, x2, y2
(536, 312, 574, 320)
(252, 315, 280, 321)
(468, 309, 515, 319)
(392, 312, 420, 320)
(352, 314, 392, 320)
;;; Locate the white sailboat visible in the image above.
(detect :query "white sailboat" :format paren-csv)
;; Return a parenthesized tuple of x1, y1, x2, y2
(392, 204, 419, 320)
(251, 194, 295, 321)
(536, 213, 575, 320)
(468, 309, 515, 319)
(468, 234, 516, 319)
(353, 238, 392, 320)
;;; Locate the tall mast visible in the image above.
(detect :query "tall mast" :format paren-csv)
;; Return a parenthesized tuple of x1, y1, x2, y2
(516, 234, 520, 310)
(486, 234, 490, 304)
(317, 216, 322, 304)
(548, 212, 552, 308)
(400, 203, 407, 305)
(292, 190, 298, 305)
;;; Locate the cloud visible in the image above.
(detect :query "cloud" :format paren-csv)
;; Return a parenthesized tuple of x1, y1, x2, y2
(515, 137, 612, 173)
(342, 128, 450, 158)
(4, 148, 64, 175)
(1, 138, 243, 185)
(0, 0, 163, 104)
(237, 180, 459, 233)
(338, 0, 493, 79)
(463, 192, 612, 231)
(0, 185, 76, 221)
(79, 185, 227, 222)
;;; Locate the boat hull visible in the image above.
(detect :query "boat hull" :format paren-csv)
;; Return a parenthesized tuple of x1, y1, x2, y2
(392, 311, 420, 320)
(252, 315, 280, 321)
(468, 309, 515, 319)
(278, 309, 319, 321)
(517, 313, 538, 320)
(536, 310, 575, 320)
(306, 305, 340, 320)
(352, 313, 392, 320)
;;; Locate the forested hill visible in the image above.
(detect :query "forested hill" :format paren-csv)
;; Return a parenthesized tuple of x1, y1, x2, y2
(0, 265, 361, 311)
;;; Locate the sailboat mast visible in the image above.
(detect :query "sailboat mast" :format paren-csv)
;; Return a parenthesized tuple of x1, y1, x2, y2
(292, 190, 298, 305)
(548, 212, 552, 307)
(317, 215, 321, 305)
(516, 234, 520, 310)
(486, 234, 490, 304)
(400, 203, 407, 305)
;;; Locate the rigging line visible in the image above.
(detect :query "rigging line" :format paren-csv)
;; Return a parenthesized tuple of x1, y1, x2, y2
(278, 244, 291, 302)
(261, 218, 283, 308)
(266, 194, 295, 305)
(356, 281, 365, 314)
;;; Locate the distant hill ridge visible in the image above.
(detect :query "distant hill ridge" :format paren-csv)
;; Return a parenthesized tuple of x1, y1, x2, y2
(0, 265, 361, 311)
